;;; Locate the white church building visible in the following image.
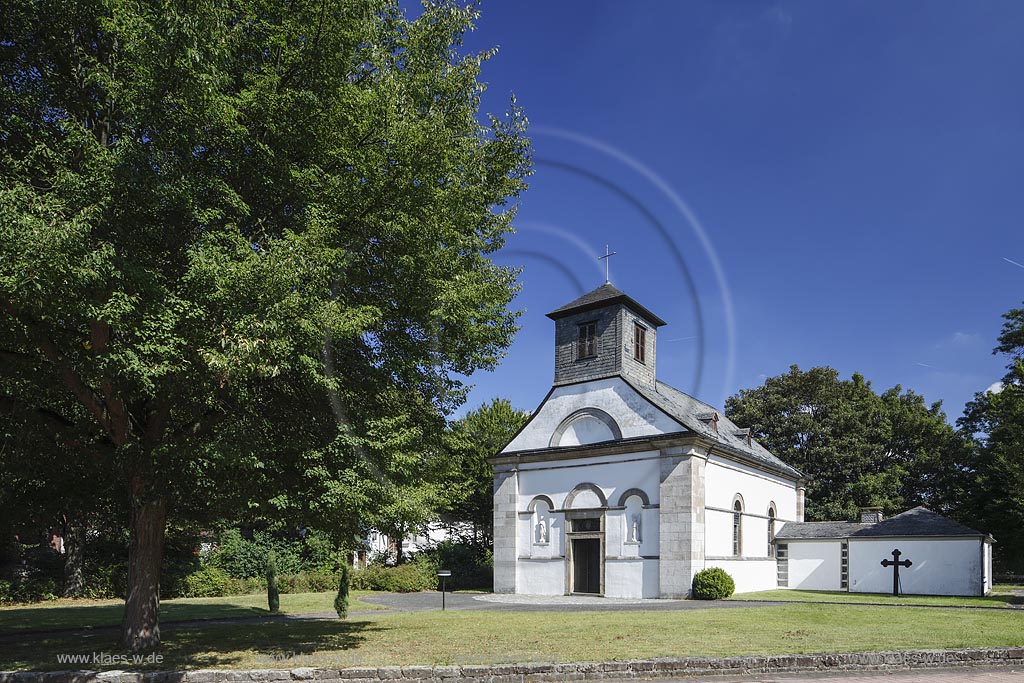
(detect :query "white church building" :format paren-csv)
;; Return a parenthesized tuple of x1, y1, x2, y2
(491, 283, 994, 598)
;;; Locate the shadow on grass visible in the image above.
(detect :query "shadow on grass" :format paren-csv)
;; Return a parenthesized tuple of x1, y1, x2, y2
(0, 601, 272, 637)
(0, 618, 383, 672)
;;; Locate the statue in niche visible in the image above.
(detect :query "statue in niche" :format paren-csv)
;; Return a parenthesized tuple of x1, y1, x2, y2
(536, 518, 548, 544)
(629, 513, 642, 543)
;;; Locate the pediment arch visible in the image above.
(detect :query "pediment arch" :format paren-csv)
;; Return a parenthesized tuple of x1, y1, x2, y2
(549, 407, 622, 447)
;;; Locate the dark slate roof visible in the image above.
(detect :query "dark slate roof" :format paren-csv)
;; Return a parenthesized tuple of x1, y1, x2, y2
(624, 377, 804, 480)
(776, 521, 871, 539)
(546, 283, 667, 326)
(777, 507, 986, 540)
(855, 507, 986, 538)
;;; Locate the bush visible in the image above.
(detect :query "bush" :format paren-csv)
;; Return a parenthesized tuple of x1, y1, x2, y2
(178, 567, 236, 598)
(208, 529, 304, 579)
(0, 577, 59, 604)
(82, 563, 127, 599)
(277, 571, 338, 594)
(334, 565, 350, 618)
(266, 552, 280, 612)
(349, 563, 435, 592)
(303, 530, 349, 573)
(691, 567, 735, 600)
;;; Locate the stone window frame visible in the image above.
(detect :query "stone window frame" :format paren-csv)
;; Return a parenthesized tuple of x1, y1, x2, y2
(732, 494, 745, 557)
(633, 322, 647, 364)
(767, 502, 777, 558)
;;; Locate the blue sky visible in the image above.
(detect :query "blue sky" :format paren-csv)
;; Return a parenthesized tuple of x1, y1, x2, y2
(453, 1, 1024, 422)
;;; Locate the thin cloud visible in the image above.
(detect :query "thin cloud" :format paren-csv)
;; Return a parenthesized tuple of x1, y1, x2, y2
(1004, 257, 1024, 270)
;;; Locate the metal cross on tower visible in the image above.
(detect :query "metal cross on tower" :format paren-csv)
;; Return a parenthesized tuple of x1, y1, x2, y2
(880, 548, 912, 596)
(598, 244, 617, 284)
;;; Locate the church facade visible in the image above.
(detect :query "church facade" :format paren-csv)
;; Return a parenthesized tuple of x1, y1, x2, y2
(491, 283, 806, 598)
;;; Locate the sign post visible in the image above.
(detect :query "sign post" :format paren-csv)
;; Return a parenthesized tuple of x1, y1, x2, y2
(437, 570, 452, 611)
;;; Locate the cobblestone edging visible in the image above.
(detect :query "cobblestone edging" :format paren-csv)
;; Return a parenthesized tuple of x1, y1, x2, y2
(3, 647, 1024, 683)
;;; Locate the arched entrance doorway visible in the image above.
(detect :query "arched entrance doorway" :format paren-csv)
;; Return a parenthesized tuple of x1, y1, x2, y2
(564, 483, 607, 595)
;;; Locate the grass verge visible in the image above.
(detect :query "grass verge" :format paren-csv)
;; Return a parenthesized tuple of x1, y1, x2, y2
(0, 591, 386, 635)
(730, 589, 1021, 608)
(1, 603, 1023, 671)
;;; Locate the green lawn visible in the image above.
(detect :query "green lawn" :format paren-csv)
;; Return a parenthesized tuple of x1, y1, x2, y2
(730, 588, 1022, 608)
(0, 591, 386, 636)
(1, 603, 1023, 671)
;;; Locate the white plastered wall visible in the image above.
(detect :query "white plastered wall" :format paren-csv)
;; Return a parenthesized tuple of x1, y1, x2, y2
(705, 559, 778, 593)
(704, 456, 799, 561)
(516, 450, 661, 598)
(848, 537, 985, 596)
(785, 540, 843, 591)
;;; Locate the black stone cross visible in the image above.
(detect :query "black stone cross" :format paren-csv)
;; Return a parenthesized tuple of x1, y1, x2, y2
(880, 548, 912, 596)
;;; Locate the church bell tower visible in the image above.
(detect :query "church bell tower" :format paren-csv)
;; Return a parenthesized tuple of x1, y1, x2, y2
(545, 283, 666, 389)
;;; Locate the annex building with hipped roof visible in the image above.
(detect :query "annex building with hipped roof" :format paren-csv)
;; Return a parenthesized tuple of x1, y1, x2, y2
(775, 506, 994, 596)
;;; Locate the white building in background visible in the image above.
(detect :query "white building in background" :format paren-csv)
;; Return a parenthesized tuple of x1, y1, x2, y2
(491, 283, 994, 599)
(490, 283, 806, 598)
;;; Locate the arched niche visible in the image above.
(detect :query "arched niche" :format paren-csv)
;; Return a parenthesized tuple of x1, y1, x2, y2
(527, 495, 555, 513)
(528, 495, 554, 546)
(564, 482, 608, 510)
(549, 408, 622, 447)
(616, 488, 651, 507)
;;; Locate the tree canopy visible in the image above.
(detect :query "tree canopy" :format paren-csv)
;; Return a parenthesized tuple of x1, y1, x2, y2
(958, 302, 1024, 571)
(0, 0, 530, 650)
(438, 398, 529, 546)
(725, 366, 969, 522)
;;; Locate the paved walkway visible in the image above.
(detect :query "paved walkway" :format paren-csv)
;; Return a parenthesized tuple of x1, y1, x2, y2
(359, 590, 781, 612)
(673, 668, 1024, 682)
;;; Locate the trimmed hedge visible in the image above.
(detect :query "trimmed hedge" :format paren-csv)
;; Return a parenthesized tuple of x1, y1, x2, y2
(691, 567, 735, 600)
(175, 567, 262, 598)
(349, 563, 435, 592)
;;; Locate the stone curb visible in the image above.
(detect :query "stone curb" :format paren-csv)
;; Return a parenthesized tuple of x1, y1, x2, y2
(3, 647, 1024, 683)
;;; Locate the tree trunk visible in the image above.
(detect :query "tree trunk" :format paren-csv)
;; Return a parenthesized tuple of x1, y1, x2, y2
(119, 491, 167, 652)
(62, 517, 86, 598)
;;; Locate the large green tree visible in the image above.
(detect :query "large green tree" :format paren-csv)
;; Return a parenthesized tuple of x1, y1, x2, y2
(0, 0, 530, 650)
(725, 366, 969, 522)
(959, 302, 1024, 571)
(439, 398, 529, 547)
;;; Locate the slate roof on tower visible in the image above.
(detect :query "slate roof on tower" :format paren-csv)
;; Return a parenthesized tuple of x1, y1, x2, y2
(546, 283, 667, 326)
